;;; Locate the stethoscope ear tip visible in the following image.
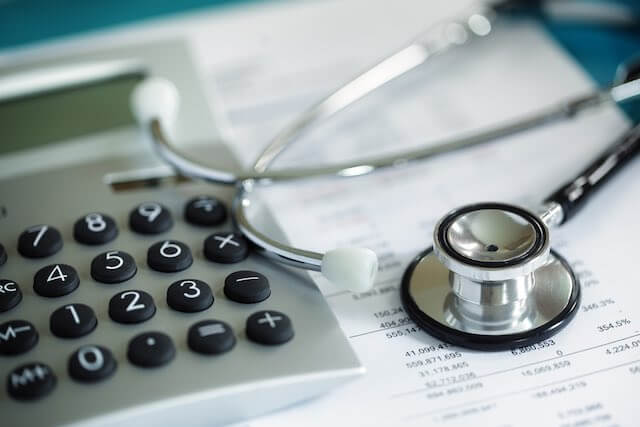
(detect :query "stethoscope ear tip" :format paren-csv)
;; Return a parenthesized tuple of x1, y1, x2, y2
(321, 248, 378, 293)
(130, 76, 180, 132)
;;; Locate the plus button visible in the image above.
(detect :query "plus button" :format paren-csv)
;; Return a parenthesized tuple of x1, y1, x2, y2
(257, 312, 282, 328)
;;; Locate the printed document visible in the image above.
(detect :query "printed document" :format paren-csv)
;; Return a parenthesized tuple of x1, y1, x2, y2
(201, 1, 639, 425)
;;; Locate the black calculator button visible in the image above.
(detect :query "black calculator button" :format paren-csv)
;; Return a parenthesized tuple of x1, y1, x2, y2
(109, 290, 156, 324)
(7, 362, 56, 401)
(73, 213, 118, 245)
(50, 304, 97, 338)
(185, 196, 227, 226)
(204, 232, 249, 264)
(68, 345, 117, 383)
(91, 250, 137, 284)
(167, 279, 213, 313)
(0, 320, 38, 355)
(127, 331, 175, 368)
(129, 202, 173, 234)
(17, 225, 63, 258)
(188, 320, 235, 355)
(0, 280, 22, 312)
(0, 243, 6, 266)
(224, 271, 270, 304)
(33, 264, 79, 297)
(246, 310, 294, 345)
(147, 240, 193, 272)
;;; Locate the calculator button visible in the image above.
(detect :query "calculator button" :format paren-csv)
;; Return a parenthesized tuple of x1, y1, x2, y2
(7, 362, 56, 401)
(73, 213, 118, 245)
(188, 320, 235, 355)
(185, 196, 227, 226)
(91, 250, 137, 284)
(129, 202, 173, 234)
(0, 279, 22, 312)
(68, 345, 117, 383)
(109, 290, 156, 324)
(246, 311, 294, 345)
(224, 271, 270, 304)
(0, 243, 6, 266)
(167, 279, 213, 312)
(50, 304, 97, 338)
(147, 240, 193, 272)
(17, 225, 63, 258)
(0, 320, 38, 355)
(33, 264, 79, 297)
(204, 232, 249, 264)
(127, 331, 175, 368)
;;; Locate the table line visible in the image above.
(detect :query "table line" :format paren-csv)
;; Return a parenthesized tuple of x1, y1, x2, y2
(392, 332, 640, 398)
(402, 357, 640, 421)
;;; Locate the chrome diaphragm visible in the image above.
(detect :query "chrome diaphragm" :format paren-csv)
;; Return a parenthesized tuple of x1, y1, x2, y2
(401, 202, 580, 350)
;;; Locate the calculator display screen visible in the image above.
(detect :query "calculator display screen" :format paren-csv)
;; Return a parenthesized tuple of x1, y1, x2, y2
(0, 74, 142, 155)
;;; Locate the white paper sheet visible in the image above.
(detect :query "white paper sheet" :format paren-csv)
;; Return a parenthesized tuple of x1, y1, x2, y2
(203, 2, 640, 426)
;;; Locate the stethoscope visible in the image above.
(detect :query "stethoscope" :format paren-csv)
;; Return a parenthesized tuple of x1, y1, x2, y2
(129, 0, 640, 350)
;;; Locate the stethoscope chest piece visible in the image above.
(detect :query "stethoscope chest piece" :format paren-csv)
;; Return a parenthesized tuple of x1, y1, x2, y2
(401, 203, 580, 351)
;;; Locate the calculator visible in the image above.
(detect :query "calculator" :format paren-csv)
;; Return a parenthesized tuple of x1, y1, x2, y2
(0, 40, 363, 426)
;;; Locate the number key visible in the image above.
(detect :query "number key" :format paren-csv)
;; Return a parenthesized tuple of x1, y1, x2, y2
(91, 250, 137, 284)
(109, 290, 155, 324)
(129, 202, 173, 234)
(33, 264, 79, 297)
(147, 240, 192, 272)
(74, 213, 118, 245)
(184, 196, 227, 226)
(50, 303, 97, 338)
(167, 279, 213, 312)
(18, 225, 63, 258)
(68, 345, 117, 383)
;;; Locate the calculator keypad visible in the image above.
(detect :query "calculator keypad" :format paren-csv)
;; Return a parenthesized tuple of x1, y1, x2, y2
(2, 196, 302, 410)
(18, 225, 63, 258)
(73, 213, 118, 245)
(33, 264, 79, 297)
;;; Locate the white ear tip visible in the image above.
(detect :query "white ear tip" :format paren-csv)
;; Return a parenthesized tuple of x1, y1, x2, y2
(130, 77, 180, 129)
(321, 248, 378, 292)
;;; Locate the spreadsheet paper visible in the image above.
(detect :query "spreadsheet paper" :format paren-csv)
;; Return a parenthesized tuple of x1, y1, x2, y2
(202, 2, 638, 426)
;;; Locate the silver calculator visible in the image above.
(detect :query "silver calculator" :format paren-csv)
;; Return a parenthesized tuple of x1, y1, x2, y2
(0, 40, 362, 426)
